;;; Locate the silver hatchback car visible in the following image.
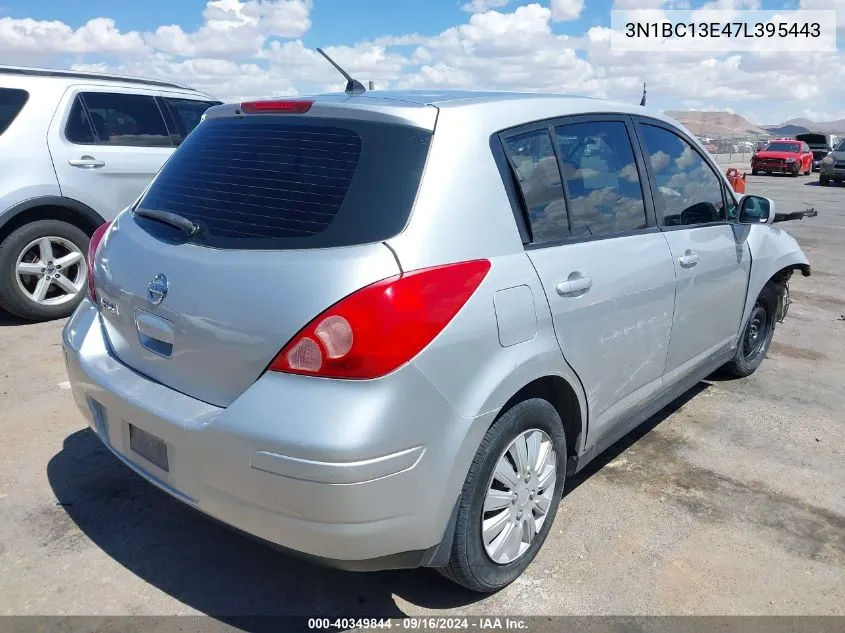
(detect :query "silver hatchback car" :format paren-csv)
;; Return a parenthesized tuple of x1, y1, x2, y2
(63, 90, 811, 592)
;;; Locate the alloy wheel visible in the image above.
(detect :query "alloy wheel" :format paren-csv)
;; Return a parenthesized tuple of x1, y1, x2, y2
(14, 236, 86, 307)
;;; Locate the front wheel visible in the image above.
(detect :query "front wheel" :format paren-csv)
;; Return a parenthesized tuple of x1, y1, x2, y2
(820, 175, 830, 186)
(438, 398, 566, 593)
(751, 168, 759, 175)
(0, 220, 89, 321)
(721, 286, 776, 378)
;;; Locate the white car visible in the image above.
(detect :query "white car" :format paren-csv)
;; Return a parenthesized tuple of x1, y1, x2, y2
(0, 66, 220, 321)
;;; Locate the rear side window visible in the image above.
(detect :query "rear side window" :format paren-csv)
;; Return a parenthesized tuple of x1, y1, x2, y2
(555, 121, 647, 238)
(66, 92, 171, 147)
(134, 116, 432, 249)
(0, 88, 29, 135)
(502, 129, 568, 243)
(163, 97, 220, 144)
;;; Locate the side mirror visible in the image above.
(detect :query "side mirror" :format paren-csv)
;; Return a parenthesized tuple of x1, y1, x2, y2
(739, 194, 776, 225)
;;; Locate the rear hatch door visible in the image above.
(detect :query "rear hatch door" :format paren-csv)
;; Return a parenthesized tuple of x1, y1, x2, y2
(93, 101, 435, 407)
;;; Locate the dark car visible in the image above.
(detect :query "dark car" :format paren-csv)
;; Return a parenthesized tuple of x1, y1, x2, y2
(819, 137, 845, 186)
(795, 133, 838, 171)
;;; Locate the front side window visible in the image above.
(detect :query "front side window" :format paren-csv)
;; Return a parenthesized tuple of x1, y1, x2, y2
(638, 123, 727, 227)
(73, 92, 171, 147)
(502, 128, 568, 244)
(555, 121, 648, 238)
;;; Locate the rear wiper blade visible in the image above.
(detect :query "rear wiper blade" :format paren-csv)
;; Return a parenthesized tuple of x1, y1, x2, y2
(134, 208, 200, 236)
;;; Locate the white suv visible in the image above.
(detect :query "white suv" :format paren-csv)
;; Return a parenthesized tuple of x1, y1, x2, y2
(0, 66, 220, 321)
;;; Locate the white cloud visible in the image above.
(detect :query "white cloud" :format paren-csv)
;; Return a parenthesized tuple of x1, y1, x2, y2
(799, 0, 845, 27)
(550, 0, 585, 21)
(3, 0, 844, 123)
(461, 0, 510, 13)
(0, 16, 147, 57)
(144, 0, 312, 57)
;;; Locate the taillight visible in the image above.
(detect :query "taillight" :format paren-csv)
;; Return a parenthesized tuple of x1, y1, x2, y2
(269, 260, 491, 379)
(240, 99, 313, 114)
(86, 222, 111, 302)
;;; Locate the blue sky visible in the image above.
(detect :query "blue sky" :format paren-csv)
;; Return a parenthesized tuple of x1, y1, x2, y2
(1, 0, 843, 124)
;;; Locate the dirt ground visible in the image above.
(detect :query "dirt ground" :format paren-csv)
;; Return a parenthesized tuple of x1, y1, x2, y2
(1, 173, 843, 618)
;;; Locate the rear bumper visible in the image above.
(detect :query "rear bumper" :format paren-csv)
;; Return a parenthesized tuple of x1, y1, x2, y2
(62, 299, 489, 569)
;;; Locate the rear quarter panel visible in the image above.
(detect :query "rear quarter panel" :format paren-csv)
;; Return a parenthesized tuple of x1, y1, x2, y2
(0, 79, 62, 217)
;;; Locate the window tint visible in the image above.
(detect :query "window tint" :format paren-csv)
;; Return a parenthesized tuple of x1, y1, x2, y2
(502, 129, 568, 243)
(555, 121, 647, 237)
(0, 88, 28, 135)
(78, 92, 171, 147)
(163, 97, 219, 142)
(65, 96, 95, 144)
(638, 124, 727, 227)
(134, 117, 432, 250)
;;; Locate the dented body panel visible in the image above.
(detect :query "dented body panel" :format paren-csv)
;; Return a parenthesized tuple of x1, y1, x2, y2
(736, 223, 811, 342)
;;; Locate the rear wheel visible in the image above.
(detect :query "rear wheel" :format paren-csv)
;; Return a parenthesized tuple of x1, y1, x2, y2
(721, 285, 776, 378)
(438, 398, 566, 593)
(0, 220, 89, 321)
(820, 175, 830, 186)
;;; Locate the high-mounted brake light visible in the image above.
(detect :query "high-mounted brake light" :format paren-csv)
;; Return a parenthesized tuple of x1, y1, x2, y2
(240, 99, 314, 114)
(269, 260, 491, 379)
(87, 221, 112, 302)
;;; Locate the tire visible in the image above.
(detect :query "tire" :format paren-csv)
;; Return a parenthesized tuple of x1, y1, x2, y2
(820, 175, 830, 186)
(751, 168, 759, 175)
(791, 166, 799, 177)
(0, 219, 90, 322)
(721, 285, 776, 378)
(438, 398, 567, 593)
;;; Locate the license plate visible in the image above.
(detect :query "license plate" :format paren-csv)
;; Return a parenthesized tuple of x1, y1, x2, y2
(129, 424, 169, 472)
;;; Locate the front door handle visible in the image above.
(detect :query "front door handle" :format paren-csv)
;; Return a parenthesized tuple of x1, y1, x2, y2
(69, 156, 105, 169)
(556, 275, 593, 296)
(678, 250, 699, 268)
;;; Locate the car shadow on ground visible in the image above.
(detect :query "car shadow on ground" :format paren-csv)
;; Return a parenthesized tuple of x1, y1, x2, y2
(48, 381, 709, 626)
(0, 309, 29, 327)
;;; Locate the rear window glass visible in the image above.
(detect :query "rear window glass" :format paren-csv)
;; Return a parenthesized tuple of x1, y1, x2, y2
(134, 116, 432, 249)
(0, 88, 29, 135)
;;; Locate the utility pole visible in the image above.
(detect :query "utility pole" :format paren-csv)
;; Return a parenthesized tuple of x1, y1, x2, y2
(640, 81, 647, 107)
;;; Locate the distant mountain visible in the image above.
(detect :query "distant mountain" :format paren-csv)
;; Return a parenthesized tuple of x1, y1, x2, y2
(766, 118, 845, 134)
(665, 110, 769, 136)
(763, 124, 810, 136)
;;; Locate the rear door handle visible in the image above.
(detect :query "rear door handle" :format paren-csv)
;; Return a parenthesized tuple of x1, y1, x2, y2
(69, 156, 105, 169)
(556, 275, 593, 296)
(678, 250, 699, 268)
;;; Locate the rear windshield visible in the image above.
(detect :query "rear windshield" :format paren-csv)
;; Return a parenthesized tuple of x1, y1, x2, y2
(133, 116, 432, 249)
(0, 88, 29, 135)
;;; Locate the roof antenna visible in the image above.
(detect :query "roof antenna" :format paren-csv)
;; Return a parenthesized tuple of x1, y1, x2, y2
(316, 48, 366, 95)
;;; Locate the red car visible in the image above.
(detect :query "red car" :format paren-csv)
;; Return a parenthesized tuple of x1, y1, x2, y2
(751, 140, 813, 176)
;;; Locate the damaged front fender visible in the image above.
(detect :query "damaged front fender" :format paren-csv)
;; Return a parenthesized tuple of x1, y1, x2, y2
(735, 223, 811, 341)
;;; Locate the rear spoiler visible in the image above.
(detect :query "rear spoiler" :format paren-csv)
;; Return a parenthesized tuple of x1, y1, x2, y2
(773, 207, 819, 223)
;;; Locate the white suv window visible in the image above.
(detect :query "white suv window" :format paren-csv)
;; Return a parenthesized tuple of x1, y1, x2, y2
(65, 92, 171, 148)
